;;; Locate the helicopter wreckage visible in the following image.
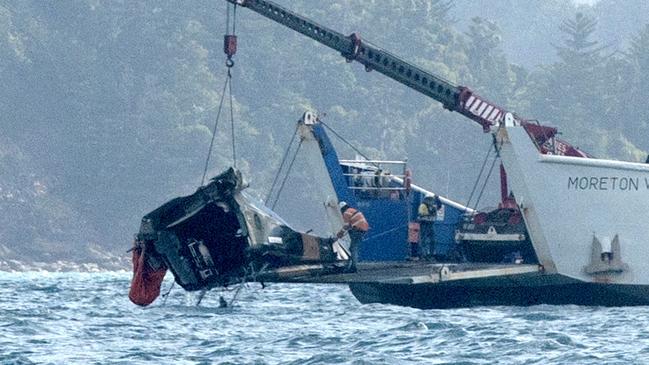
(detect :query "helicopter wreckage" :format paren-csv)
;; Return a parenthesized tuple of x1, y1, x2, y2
(128, 167, 350, 306)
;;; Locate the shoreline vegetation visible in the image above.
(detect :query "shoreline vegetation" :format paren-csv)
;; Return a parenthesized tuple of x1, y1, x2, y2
(2, 1, 649, 267)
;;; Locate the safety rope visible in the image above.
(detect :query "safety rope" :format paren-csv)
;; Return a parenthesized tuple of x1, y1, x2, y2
(265, 124, 299, 204)
(364, 225, 406, 241)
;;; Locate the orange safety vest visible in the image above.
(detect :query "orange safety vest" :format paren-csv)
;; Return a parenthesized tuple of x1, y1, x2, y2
(343, 207, 369, 232)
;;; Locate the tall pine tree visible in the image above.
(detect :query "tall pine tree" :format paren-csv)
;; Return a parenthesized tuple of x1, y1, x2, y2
(527, 12, 611, 156)
(622, 24, 649, 153)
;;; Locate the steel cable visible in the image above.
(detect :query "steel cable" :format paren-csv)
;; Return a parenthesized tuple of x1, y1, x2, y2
(319, 120, 380, 168)
(465, 143, 493, 209)
(473, 153, 499, 211)
(200, 74, 231, 186)
(271, 139, 303, 210)
(265, 124, 299, 205)
(228, 68, 236, 167)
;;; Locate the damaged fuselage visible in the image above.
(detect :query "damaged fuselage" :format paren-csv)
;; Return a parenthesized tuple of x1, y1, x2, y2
(128, 168, 348, 306)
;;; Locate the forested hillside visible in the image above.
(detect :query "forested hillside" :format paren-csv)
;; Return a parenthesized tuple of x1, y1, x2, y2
(1, 0, 648, 267)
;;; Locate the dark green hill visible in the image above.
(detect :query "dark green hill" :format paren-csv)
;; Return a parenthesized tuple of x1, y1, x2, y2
(0, 0, 646, 267)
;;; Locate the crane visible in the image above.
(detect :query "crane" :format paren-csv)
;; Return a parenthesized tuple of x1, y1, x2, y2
(225, 0, 588, 158)
(223, 0, 583, 263)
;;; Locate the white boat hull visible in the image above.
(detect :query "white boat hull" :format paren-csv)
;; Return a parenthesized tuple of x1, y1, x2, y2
(497, 125, 649, 285)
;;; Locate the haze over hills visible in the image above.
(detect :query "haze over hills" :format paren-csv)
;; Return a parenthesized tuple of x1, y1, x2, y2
(1, 0, 648, 268)
(453, 0, 649, 67)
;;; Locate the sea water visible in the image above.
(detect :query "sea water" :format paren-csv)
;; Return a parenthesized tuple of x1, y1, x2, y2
(1, 272, 649, 364)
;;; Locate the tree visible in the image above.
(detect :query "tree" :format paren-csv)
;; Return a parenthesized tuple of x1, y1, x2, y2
(526, 13, 611, 155)
(621, 24, 649, 153)
(463, 17, 515, 106)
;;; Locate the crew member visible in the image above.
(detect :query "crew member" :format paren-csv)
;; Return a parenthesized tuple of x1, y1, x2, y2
(337, 201, 369, 272)
(373, 169, 383, 188)
(417, 195, 440, 260)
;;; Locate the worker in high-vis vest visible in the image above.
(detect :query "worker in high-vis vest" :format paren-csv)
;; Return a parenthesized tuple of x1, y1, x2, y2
(417, 195, 440, 260)
(337, 201, 369, 273)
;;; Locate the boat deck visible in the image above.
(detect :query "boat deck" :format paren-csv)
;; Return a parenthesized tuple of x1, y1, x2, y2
(259, 261, 541, 285)
(256, 261, 649, 308)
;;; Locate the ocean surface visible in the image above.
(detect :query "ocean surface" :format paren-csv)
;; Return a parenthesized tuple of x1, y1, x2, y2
(2, 272, 649, 365)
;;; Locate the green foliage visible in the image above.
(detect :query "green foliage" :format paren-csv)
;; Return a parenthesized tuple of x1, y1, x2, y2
(620, 24, 649, 152)
(0, 0, 647, 263)
(464, 17, 513, 105)
(523, 12, 644, 157)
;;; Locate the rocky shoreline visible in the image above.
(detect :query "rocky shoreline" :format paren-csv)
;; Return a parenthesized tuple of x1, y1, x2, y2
(0, 258, 130, 273)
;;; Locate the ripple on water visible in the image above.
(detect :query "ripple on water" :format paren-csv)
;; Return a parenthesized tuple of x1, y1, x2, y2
(0, 353, 37, 365)
(2, 273, 649, 364)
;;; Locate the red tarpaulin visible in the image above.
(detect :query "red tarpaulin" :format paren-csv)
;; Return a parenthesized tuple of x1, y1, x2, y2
(128, 245, 167, 306)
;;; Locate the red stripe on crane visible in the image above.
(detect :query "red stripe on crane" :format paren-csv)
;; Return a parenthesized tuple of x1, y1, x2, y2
(476, 103, 488, 116)
(470, 101, 484, 114)
(465, 95, 476, 109)
(489, 109, 501, 121)
(481, 105, 494, 118)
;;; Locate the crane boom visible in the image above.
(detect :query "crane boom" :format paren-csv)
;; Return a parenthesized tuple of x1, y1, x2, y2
(228, 0, 588, 157)
(227, 0, 511, 131)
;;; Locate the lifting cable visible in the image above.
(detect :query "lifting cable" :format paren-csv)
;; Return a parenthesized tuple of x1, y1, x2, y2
(226, 3, 237, 167)
(228, 69, 236, 168)
(320, 119, 511, 210)
(266, 119, 376, 209)
(265, 123, 300, 205)
(319, 120, 380, 169)
(465, 142, 493, 209)
(311, 117, 504, 210)
(471, 135, 504, 211)
(200, 2, 239, 186)
(201, 75, 231, 186)
(270, 138, 304, 210)
(472, 152, 499, 211)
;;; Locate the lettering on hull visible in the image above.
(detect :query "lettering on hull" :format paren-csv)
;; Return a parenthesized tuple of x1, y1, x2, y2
(567, 176, 647, 191)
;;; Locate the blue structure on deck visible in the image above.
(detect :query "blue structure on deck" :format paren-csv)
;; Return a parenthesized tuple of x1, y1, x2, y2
(304, 118, 468, 262)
